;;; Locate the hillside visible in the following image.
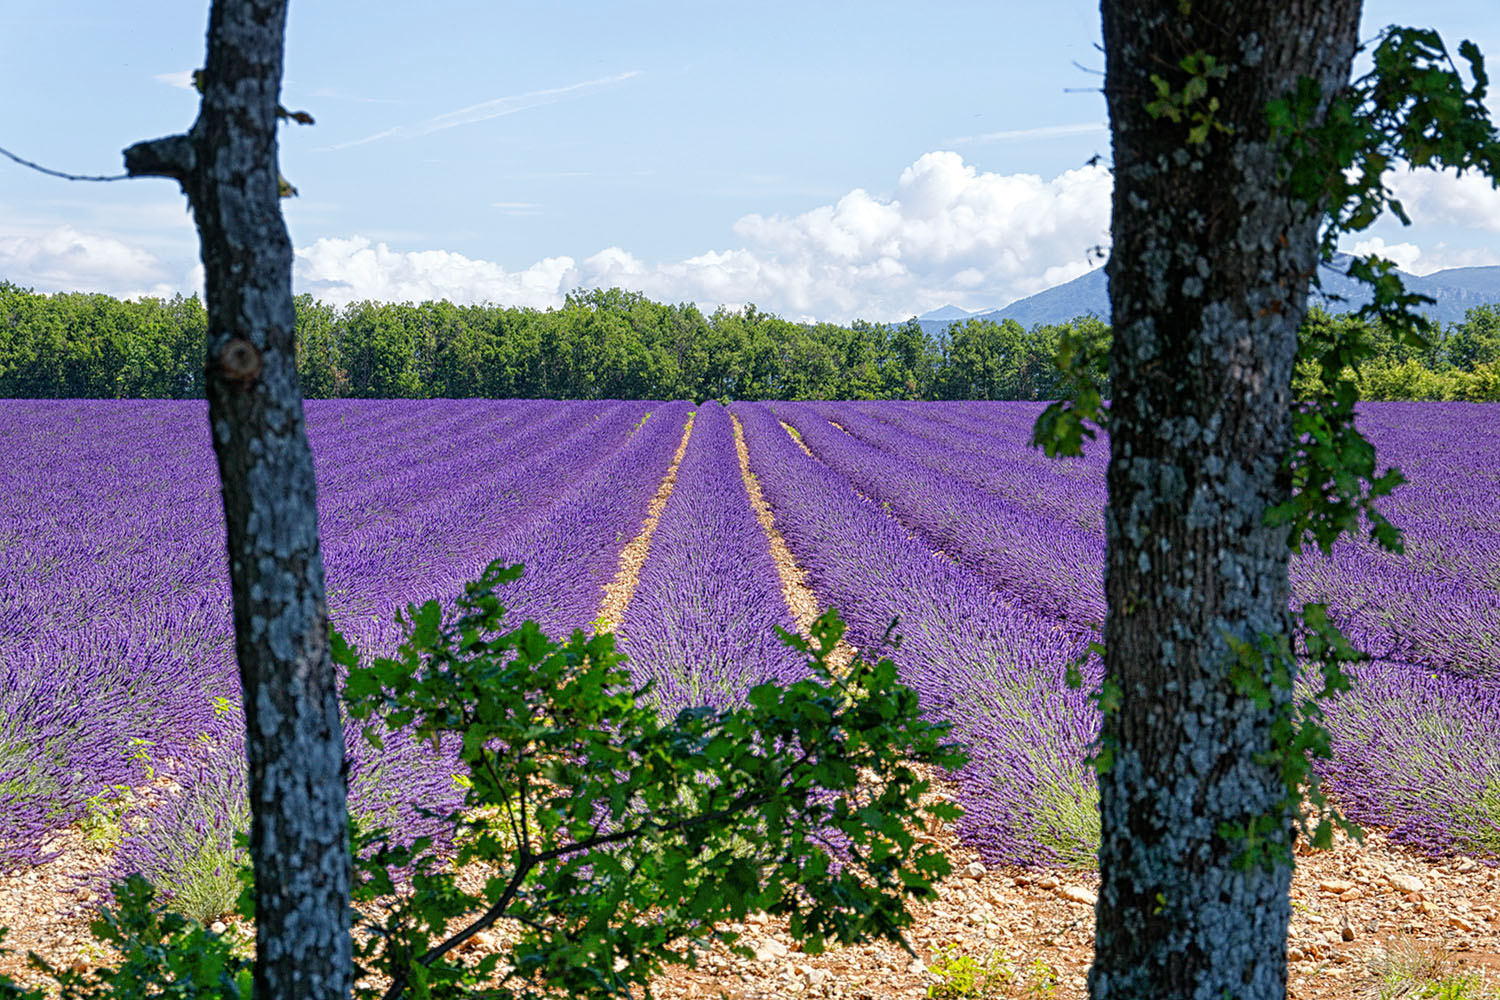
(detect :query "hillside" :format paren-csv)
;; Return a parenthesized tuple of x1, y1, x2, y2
(918, 256, 1500, 335)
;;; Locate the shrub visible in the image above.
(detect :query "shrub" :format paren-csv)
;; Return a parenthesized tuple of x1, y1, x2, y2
(340, 559, 967, 998)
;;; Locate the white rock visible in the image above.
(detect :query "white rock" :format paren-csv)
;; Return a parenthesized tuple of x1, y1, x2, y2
(1058, 885, 1097, 906)
(1388, 873, 1426, 894)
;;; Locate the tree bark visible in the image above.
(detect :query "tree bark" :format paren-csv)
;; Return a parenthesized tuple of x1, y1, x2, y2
(1093, 3, 1360, 998)
(124, 2, 351, 998)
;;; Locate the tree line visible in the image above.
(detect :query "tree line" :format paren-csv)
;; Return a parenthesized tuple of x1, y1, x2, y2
(4, 279, 1496, 401)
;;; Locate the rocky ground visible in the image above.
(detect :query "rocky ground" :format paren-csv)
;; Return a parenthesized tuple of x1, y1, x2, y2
(631, 822, 1500, 1000)
(3, 809, 1498, 998)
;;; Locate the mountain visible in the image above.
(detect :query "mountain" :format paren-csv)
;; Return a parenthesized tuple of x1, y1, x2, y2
(1426, 265, 1500, 302)
(917, 304, 975, 322)
(913, 258, 1500, 336)
(986, 268, 1108, 328)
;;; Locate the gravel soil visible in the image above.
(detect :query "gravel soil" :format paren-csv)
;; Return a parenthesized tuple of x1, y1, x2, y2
(3, 812, 1497, 997)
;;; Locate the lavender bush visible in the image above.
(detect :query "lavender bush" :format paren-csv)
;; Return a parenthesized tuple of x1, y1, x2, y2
(773, 401, 1105, 628)
(731, 401, 1101, 866)
(757, 399, 1500, 859)
(1, 397, 1493, 882)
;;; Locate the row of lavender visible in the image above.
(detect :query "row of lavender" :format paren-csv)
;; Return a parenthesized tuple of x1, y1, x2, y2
(618, 402, 802, 715)
(758, 400, 1499, 858)
(792, 399, 1500, 675)
(619, 400, 1098, 863)
(0, 400, 691, 905)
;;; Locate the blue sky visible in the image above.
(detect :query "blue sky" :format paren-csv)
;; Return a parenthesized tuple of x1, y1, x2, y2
(3, 1, 1499, 322)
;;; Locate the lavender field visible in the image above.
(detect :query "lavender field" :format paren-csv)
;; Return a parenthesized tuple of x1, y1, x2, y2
(1, 400, 1497, 906)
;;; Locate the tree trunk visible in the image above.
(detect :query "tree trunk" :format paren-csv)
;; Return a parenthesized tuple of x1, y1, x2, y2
(124, 2, 351, 998)
(1093, 3, 1360, 998)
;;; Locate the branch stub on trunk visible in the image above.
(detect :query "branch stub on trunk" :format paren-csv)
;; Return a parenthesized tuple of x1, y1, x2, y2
(218, 337, 264, 383)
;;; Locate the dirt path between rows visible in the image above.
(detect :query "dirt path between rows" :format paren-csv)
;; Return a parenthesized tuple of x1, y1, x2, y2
(731, 413, 831, 636)
(595, 410, 696, 633)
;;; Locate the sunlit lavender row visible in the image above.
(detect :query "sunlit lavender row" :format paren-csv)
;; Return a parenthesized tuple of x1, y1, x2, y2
(731, 401, 1102, 866)
(619, 402, 802, 715)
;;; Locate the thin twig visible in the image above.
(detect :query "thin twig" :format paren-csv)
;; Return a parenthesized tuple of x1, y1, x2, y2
(0, 144, 129, 182)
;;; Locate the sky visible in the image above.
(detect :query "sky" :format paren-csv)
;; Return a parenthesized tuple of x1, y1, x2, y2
(3, 1, 1500, 323)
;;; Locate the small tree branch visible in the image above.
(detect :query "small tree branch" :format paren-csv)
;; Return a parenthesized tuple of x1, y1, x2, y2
(122, 134, 196, 183)
(0, 144, 129, 182)
(380, 854, 535, 1000)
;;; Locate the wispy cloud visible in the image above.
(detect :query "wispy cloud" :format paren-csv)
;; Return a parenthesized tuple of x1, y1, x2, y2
(153, 70, 195, 90)
(493, 170, 592, 181)
(948, 121, 1107, 145)
(308, 87, 412, 105)
(324, 71, 642, 151)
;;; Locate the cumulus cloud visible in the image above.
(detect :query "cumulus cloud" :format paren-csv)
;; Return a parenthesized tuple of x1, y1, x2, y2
(724, 152, 1111, 314)
(294, 236, 577, 308)
(1349, 236, 1500, 276)
(1351, 236, 1424, 272)
(285, 151, 1113, 320)
(1386, 169, 1500, 233)
(0, 225, 180, 299)
(41, 151, 1496, 320)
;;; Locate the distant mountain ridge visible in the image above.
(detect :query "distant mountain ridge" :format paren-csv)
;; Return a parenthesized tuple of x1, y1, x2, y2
(915, 256, 1500, 336)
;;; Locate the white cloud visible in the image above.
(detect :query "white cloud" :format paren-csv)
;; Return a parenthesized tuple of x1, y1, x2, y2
(717, 151, 1112, 318)
(85, 151, 1500, 322)
(1348, 236, 1500, 276)
(1414, 243, 1500, 273)
(281, 152, 1112, 320)
(325, 71, 642, 151)
(948, 121, 1108, 145)
(1386, 169, 1500, 233)
(153, 70, 195, 90)
(1351, 236, 1424, 272)
(293, 236, 576, 308)
(0, 225, 179, 298)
